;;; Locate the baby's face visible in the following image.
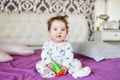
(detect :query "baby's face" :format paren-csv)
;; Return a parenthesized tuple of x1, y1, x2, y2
(49, 20, 68, 43)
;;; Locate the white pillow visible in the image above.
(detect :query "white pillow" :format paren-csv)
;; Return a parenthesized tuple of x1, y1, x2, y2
(0, 44, 34, 56)
(0, 51, 13, 62)
(72, 42, 120, 61)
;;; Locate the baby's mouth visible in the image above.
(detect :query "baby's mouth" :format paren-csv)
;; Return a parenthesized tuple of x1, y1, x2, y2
(57, 35, 62, 38)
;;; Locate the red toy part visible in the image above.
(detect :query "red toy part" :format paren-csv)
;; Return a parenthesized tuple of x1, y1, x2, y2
(56, 69, 65, 77)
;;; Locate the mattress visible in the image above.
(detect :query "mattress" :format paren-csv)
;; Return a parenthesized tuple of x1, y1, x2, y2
(0, 49, 120, 80)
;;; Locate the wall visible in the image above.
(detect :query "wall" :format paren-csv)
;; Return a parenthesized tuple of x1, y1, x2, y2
(107, 0, 120, 20)
(0, 0, 95, 41)
(94, 0, 120, 21)
(94, 0, 106, 17)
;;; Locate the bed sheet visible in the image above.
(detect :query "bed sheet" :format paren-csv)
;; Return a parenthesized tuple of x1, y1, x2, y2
(0, 49, 120, 80)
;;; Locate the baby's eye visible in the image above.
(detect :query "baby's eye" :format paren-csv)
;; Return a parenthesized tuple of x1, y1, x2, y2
(53, 28, 57, 31)
(61, 29, 65, 31)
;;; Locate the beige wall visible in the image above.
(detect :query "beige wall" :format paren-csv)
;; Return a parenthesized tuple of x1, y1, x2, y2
(107, 0, 120, 20)
(95, 0, 120, 21)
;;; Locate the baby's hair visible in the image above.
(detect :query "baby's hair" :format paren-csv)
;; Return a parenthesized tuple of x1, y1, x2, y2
(47, 15, 69, 31)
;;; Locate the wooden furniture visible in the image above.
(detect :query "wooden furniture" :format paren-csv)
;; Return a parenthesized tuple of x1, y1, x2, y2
(94, 30, 120, 42)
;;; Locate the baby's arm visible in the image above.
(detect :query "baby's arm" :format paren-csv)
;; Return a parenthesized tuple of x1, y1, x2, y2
(62, 43, 74, 68)
(41, 41, 52, 65)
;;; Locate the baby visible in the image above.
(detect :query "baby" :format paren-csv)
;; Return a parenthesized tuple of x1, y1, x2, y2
(36, 15, 91, 79)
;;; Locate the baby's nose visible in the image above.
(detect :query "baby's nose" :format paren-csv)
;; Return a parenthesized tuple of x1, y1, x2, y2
(57, 30, 62, 34)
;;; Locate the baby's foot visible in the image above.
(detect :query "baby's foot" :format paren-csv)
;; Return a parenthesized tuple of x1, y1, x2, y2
(72, 67, 91, 79)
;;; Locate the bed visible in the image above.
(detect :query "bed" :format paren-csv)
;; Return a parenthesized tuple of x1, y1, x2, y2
(0, 13, 120, 80)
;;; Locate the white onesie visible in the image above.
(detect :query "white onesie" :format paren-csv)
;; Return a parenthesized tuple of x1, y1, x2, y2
(36, 40, 91, 79)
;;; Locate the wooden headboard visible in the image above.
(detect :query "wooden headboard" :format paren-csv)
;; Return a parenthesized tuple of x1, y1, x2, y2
(0, 13, 89, 47)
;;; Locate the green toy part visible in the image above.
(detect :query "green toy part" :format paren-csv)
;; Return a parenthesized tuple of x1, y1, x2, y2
(52, 60, 62, 73)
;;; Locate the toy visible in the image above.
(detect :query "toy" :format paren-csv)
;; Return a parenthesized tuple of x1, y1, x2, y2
(52, 60, 65, 77)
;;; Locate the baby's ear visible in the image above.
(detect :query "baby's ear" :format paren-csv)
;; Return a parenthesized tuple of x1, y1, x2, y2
(0, 51, 13, 62)
(48, 30, 51, 33)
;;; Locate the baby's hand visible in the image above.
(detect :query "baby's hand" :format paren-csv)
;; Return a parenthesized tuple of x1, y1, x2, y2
(55, 66, 68, 76)
(47, 63, 55, 72)
(47, 63, 68, 76)
(61, 66, 68, 74)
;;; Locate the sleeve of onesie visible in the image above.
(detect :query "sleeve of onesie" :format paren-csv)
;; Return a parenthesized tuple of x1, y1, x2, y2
(62, 43, 74, 69)
(41, 41, 52, 65)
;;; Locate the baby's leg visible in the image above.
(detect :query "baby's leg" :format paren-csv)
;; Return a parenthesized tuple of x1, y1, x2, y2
(36, 61, 55, 78)
(68, 59, 82, 74)
(68, 59, 91, 79)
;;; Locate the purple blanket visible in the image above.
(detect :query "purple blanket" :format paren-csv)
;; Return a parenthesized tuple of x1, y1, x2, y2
(0, 49, 120, 80)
